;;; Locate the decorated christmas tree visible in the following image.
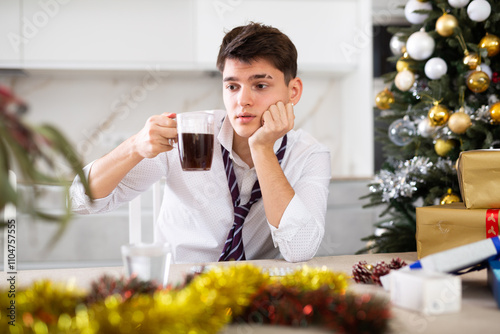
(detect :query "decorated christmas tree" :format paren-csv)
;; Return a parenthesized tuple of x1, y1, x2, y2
(360, 0, 500, 253)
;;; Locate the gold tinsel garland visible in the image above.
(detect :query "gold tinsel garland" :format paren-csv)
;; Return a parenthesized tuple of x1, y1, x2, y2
(0, 264, 379, 334)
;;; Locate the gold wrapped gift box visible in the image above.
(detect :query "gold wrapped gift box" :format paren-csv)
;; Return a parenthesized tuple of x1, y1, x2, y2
(416, 202, 499, 258)
(457, 149, 500, 209)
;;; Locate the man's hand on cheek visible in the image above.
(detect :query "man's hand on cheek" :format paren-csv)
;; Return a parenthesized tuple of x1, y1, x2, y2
(249, 101, 294, 148)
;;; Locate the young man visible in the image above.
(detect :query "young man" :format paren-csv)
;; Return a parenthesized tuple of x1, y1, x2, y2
(71, 23, 331, 264)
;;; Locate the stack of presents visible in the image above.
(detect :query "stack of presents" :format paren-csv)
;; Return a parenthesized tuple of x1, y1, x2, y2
(416, 150, 500, 308)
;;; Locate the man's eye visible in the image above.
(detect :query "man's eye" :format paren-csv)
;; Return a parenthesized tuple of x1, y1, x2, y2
(226, 84, 238, 90)
(256, 84, 268, 89)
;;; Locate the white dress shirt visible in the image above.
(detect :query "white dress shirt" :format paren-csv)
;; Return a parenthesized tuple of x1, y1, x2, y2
(71, 110, 331, 264)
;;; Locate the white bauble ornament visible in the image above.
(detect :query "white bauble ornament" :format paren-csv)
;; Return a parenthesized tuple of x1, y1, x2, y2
(425, 57, 448, 80)
(448, 0, 470, 8)
(406, 30, 435, 61)
(480, 64, 492, 79)
(395, 70, 416, 92)
(405, 0, 433, 25)
(417, 117, 436, 138)
(390, 33, 406, 57)
(467, 0, 491, 22)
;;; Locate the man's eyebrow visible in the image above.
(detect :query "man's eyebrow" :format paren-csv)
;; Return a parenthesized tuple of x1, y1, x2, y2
(250, 74, 273, 80)
(223, 74, 273, 82)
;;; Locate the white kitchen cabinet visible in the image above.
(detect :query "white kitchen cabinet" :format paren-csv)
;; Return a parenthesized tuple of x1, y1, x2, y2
(22, 0, 194, 70)
(15, 0, 366, 75)
(0, 1, 22, 68)
(194, 0, 360, 73)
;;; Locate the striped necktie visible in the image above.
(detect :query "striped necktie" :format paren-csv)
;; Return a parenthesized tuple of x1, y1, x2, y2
(218, 135, 287, 261)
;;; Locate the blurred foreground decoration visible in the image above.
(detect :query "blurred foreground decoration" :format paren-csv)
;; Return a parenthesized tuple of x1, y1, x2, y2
(0, 264, 391, 334)
(0, 84, 91, 232)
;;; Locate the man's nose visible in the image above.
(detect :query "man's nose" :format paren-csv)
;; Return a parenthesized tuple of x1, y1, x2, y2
(238, 86, 253, 107)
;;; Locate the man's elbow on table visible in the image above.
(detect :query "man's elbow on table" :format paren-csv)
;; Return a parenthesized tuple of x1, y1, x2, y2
(281, 246, 320, 263)
(279, 229, 324, 263)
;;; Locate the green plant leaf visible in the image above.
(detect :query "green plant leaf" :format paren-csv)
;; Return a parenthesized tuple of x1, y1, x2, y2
(34, 124, 92, 199)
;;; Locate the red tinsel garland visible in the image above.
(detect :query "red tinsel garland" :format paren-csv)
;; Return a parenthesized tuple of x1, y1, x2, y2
(83, 270, 391, 333)
(235, 284, 391, 334)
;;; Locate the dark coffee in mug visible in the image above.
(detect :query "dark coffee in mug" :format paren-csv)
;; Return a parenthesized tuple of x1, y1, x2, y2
(178, 133, 214, 171)
(176, 111, 215, 171)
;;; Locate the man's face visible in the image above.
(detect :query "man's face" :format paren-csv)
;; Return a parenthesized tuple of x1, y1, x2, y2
(222, 58, 292, 139)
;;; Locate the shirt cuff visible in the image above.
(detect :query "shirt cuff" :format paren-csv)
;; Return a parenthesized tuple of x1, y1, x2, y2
(70, 161, 115, 214)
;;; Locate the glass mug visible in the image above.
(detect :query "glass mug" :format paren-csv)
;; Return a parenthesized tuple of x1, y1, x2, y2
(176, 111, 215, 171)
(121, 242, 172, 287)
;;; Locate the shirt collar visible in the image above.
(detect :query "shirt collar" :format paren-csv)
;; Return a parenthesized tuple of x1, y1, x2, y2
(217, 115, 234, 154)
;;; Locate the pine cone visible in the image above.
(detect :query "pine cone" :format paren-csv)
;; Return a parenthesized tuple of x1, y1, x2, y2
(371, 262, 391, 286)
(352, 261, 375, 284)
(353, 258, 407, 286)
(389, 257, 407, 270)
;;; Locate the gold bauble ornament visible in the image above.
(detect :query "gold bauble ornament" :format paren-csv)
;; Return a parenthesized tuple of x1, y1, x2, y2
(396, 48, 413, 72)
(396, 58, 411, 72)
(463, 51, 480, 70)
(375, 88, 395, 110)
(364, 264, 374, 271)
(490, 102, 500, 123)
(440, 188, 461, 205)
(436, 13, 459, 37)
(448, 110, 472, 134)
(466, 69, 490, 93)
(428, 104, 450, 126)
(435, 138, 456, 157)
(479, 33, 500, 57)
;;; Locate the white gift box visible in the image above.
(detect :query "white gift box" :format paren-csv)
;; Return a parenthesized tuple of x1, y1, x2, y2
(389, 270, 461, 315)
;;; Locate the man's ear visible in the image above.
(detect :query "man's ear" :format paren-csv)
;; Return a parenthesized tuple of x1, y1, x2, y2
(288, 77, 303, 105)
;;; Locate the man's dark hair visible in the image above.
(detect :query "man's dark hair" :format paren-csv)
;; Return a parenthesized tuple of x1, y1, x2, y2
(216, 22, 298, 84)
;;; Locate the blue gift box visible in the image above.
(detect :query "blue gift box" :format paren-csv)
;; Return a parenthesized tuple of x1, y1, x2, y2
(487, 257, 500, 309)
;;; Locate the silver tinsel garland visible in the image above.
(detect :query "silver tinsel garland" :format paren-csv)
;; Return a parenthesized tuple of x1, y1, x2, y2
(369, 157, 454, 202)
(470, 105, 490, 122)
